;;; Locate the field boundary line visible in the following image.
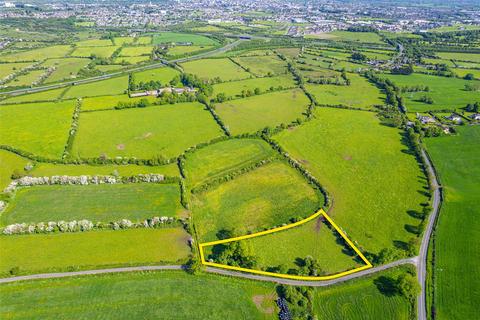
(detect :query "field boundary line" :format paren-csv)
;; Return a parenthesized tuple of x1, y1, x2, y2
(198, 208, 372, 281)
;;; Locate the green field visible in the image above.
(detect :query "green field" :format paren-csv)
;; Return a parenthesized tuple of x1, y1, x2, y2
(119, 46, 153, 57)
(382, 73, 479, 112)
(70, 46, 119, 58)
(75, 39, 113, 47)
(132, 67, 180, 85)
(192, 161, 322, 242)
(136, 36, 152, 45)
(0, 45, 72, 62)
(0, 88, 65, 104)
(215, 89, 310, 135)
(72, 102, 224, 159)
(95, 64, 125, 72)
(152, 32, 218, 46)
(63, 76, 128, 98)
(184, 138, 276, 188)
(275, 108, 428, 254)
(0, 100, 75, 158)
(180, 58, 251, 82)
(219, 216, 362, 274)
(41, 58, 90, 83)
(0, 62, 32, 79)
(212, 75, 296, 97)
(81, 94, 157, 111)
(30, 162, 179, 177)
(113, 37, 135, 45)
(0, 150, 30, 190)
(114, 56, 150, 64)
(306, 73, 384, 109)
(0, 271, 277, 319)
(233, 56, 288, 76)
(436, 52, 480, 63)
(306, 31, 384, 44)
(1, 183, 184, 225)
(0, 228, 191, 275)
(453, 68, 480, 80)
(313, 267, 412, 319)
(425, 126, 480, 319)
(166, 45, 214, 56)
(5, 69, 44, 87)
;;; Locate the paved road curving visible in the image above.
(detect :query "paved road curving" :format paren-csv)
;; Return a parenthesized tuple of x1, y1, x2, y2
(417, 149, 442, 320)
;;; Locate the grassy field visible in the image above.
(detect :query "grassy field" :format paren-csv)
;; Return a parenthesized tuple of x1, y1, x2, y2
(313, 267, 412, 319)
(114, 56, 150, 64)
(233, 56, 288, 77)
(0, 271, 277, 319)
(382, 73, 479, 112)
(70, 46, 119, 58)
(217, 216, 363, 275)
(41, 58, 90, 83)
(152, 32, 218, 46)
(5, 69, 44, 87)
(0, 45, 72, 62)
(81, 94, 157, 111)
(276, 47, 301, 58)
(212, 75, 296, 98)
(0, 88, 65, 104)
(192, 161, 322, 242)
(31, 162, 179, 177)
(306, 73, 384, 109)
(136, 36, 152, 45)
(166, 45, 214, 56)
(0, 100, 75, 158)
(275, 108, 428, 254)
(113, 37, 135, 45)
(75, 39, 113, 47)
(72, 102, 224, 159)
(63, 76, 128, 98)
(180, 58, 251, 82)
(453, 68, 480, 80)
(332, 60, 369, 72)
(184, 138, 276, 188)
(306, 31, 384, 44)
(95, 64, 125, 72)
(0, 228, 191, 275)
(436, 52, 480, 63)
(119, 46, 154, 57)
(215, 89, 310, 135)
(0, 62, 32, 79)
(1, 183, 184, 225)
(0, 150, 30, 190)
(132, 67, 180, 85)
(425, 126, 480, 319)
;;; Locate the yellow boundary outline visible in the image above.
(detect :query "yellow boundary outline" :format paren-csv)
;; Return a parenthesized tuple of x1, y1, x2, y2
(198, 209, 373, 281)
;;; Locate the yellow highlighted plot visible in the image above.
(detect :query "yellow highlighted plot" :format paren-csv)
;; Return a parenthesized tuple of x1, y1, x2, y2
(198, 209, 372, 280)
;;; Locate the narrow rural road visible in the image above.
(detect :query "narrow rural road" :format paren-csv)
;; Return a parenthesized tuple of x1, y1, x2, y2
(1, 39, 245, 97)
(417, 149, 442, 320)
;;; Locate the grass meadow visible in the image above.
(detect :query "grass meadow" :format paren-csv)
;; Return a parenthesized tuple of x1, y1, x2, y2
(436, 52, 480, 63)
(275, 108, 429, 254)
(166, 45, 214, 56)
(306, 31, 384, 44)
(41, 58, 90, 83)
(0, 45, 71, 62)
(313, 267, 412, 319)
(211, 75, 296, 98)
(215, 89, 310, 135)
(0, 88, 65, 104)
(382, 73, 479, 112)
(425, 126, 480, 319)
(81, 94, 157, 111)
(233, 56, 288, 76)
(0, 62, 32, 79)
(132, 67, 180, 85)
(75, 39, 113, 47)
(119, 46, 154, 57)
(114, 56, 150, 64)
(6, 69, 45, 87)
(0, 228, 191, 276)
(72, 102, 224, 159)
(152, 32, 218, 46)
(0, 150, 29, 190)
(70, 46, 119, 58)
(113, 37, 135, 45)
(305, 73, 384, 109)
(184, 138, 276, 188)
(0, 271, 277, 319)
(63, 76, 128, 98)
(1, 183, 183, 225)
(0, 100, 75, 158)
(180, 58, 251, 82)
(192, 161, 322, 242)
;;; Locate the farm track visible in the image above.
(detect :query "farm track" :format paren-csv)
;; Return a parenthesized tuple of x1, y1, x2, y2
(1, 39, 246, 97)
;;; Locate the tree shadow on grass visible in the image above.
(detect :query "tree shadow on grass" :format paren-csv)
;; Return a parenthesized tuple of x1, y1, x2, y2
(374, 276, 399, 297)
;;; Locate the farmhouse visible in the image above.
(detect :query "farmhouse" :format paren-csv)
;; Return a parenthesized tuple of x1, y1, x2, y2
(416, 113, 436, 124)
(470, 113, 480, 121)
(445, 113, 462, 123)
(129, 86, 197, 98)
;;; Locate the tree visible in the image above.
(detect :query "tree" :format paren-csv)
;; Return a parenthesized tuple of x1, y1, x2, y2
(463, 73, 475, 80)
(351, 52, 367, 61)
(375, 247, 402, 264)
(396, 273, 421, 301)
(215, 92, 227, 103)
(392, 64, 414, 75)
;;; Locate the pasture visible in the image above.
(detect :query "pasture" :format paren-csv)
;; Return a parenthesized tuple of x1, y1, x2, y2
(0, 88, 65, 104)
(436, 52, 480, 63)
(233, 56, 288, 76)
(0, 271, 277, 319)
(81, 94, 157, 111)
(180, 58, 251, 82)
(75, 39, 114, 47)
(305, 73, 384, 109)
(382, 73, 479, 112)
(41, 58, 90, 83)
(132, 67, 180, 85)
(215, 89, 310, 135)
(184, 138, 276, 187)
(0, 228, 191, 276)
(306, 31, 384, 44)
(152, 32, 218, 46)
(113, 37, 135, 45)
(0, 100, 75, 158)
(211, 74, 296, 97)
(71, 102, 224, 159)
(192, 161, 322, 242)
(1, 183, 183, 225)
(70, 46, 119, 58)
(274, 108, 429, 253)
(0, 150, 29, 190)
(0, 45, 71, 62)
(119, 46, 154, 57)
(453, 68, 480, 80)
(63, 76, 128, 98)
(114, 56, 150, 64)
(166, 45, 214, 56)
(0, 62, 32, 79)
(313, 267, 412, 319)
(5, 69, 44, 87)
(425, 126, 480, 320)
